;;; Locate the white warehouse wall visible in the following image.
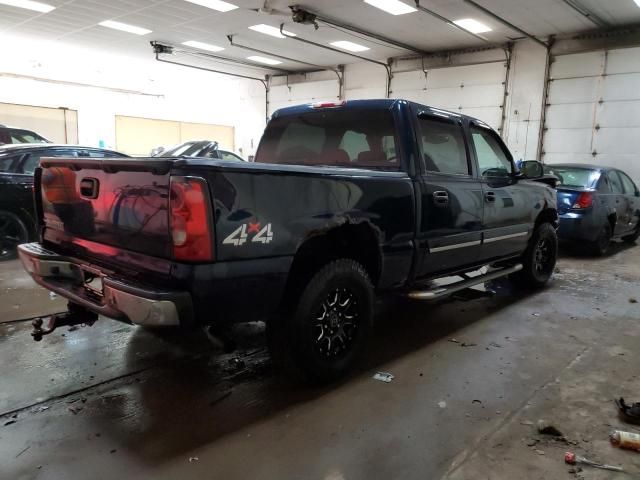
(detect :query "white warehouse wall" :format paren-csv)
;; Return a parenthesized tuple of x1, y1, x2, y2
(0, 34, 266, 157)
(502, 39, 548, 162)
(269, 40, 549, 163)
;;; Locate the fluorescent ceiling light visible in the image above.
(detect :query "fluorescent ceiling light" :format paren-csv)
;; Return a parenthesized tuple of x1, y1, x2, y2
(182, 40, 224, 52)
(183, 0, 238, 12)
(249, 24, 296, 38)
(363, 0, 416, 15)
(99, 20, 152, 35)
(452, 18, 492, 34)
(0, 0, 55, 13)
(330, 40, 370, 52)
(634, 0, 640, 7)
(247, 55, 282, 66)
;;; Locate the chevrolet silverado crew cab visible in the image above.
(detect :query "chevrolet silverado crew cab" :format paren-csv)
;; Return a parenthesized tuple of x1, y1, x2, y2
(19, 99, 558, 382)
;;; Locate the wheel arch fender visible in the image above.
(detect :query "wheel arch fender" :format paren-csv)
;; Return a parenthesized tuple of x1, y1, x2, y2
(280, 220, 383, 310)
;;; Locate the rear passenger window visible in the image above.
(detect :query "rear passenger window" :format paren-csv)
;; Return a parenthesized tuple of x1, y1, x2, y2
(417, 117, 468, 175)
(609, 172, 624, 194)
(618, 171, 638, 195)
(598, 175, 611, 193)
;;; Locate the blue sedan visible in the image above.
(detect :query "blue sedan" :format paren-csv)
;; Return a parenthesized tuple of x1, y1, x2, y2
(544, 164, 640, 255)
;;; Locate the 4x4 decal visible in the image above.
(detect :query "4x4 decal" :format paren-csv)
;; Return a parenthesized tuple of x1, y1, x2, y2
(223, 222, 274, 246)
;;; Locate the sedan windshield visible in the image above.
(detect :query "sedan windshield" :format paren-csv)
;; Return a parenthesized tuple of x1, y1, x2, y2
(9, 129, 49, 144)
(544, 166, 600, 188)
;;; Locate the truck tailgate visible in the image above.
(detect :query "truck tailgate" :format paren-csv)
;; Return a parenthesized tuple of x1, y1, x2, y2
(39, 157, 173, 259)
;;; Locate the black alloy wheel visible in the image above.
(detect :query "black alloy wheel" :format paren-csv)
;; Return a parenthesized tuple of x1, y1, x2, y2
(314, 288, 360, 359)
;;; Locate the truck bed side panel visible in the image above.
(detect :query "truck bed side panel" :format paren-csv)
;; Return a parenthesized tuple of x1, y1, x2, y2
(199, 168, 416, 290)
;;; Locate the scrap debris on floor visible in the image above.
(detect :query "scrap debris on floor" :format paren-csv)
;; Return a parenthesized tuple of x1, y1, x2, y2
(1, 243, 640, 479)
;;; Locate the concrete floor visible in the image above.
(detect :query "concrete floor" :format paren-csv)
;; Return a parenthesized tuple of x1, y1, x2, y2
(1, 244, 639, 480)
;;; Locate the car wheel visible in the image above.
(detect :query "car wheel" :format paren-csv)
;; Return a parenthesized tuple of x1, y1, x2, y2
(512, 223, 558, 289)
(269, 259, 373, 384)
(590, 223, 612, 256)
(0, 211, 29, 261)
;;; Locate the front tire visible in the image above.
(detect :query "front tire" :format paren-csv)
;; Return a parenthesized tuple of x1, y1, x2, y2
(270, 259, 373, 383)
(513, 223, 557, 289)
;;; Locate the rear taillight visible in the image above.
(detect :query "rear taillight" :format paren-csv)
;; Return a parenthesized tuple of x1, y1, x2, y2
(572, 192, 593, 209)
(169, 176, 213, 261)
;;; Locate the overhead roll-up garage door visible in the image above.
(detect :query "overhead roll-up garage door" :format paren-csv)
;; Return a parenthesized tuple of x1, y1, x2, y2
(0, 102, 78, 144)
(115, 115, 235, 156)
(268, 79, 341, 116)
(391, 62, 507, 132)
(543, 47, 640, 182)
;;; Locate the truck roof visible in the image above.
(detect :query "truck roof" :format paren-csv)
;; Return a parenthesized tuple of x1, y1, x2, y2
(271, 98, 489, 127)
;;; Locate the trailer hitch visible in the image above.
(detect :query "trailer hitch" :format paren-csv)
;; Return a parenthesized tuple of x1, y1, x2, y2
(31, 303, 98, 341)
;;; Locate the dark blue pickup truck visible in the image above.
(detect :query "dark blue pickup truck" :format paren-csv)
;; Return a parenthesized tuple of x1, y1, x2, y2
(18, 99, 558, 381)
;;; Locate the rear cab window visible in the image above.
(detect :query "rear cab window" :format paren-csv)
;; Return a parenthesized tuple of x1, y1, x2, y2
(256, 107, 400, 170)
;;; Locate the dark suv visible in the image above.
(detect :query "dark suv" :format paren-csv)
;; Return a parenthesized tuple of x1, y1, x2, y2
(0, 144, 127, 259)
(0, 125, 50, 145)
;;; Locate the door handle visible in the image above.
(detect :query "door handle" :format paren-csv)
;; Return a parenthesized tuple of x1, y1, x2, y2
(485, 191, 496, 203)
(432, 190, 449, 206)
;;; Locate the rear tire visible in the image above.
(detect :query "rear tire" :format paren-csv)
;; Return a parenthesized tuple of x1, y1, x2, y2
(589, 223, 612, 256)
(268, 259, 373, 384)
(0, 211, 29, 261)
(512, 223, 557, 289)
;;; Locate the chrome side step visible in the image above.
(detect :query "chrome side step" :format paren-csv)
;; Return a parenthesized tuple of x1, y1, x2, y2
(406, 264, 523, 300)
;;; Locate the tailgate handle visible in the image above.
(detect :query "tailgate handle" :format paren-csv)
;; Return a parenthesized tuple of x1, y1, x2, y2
(80, 178, 99, 199)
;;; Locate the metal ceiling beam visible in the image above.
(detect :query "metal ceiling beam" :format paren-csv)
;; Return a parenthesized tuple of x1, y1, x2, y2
(150, 41, 293, 74)
(462, 0, 549, 48)
(150, 42, 270, 120)
(290, 5, 429, 55)
(561, 0, 609, 28)
(226, 34, 344, 92)
(414, 0, 489, 43)
(279, 24, 392, 98)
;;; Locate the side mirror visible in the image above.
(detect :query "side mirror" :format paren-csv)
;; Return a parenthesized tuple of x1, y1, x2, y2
(520, 160, 544, 179)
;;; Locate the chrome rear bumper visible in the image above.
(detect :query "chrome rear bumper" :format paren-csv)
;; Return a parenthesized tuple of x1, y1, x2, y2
(18, 242, 192, 326)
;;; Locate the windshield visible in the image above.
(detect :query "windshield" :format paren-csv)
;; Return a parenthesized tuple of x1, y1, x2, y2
(159, 142, 218, 157)
(544, 165, 600, 188)
(0, 154, 19, 172)
(9, 129, 49, 144)
(256, 108, 399, 170)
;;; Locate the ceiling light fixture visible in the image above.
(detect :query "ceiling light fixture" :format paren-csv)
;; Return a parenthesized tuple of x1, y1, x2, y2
(0, 0, 55, 13)
(363, 0, 416, 15)
(183, 0, 238, 12)
(247, 55, 282, 65)
(330, 40, 370, 52)
(249, 24, 296, 38)
(182, 40, 224, 52)
(452, 18, 492, 34)
(98, 20, 152, 35)
(634, 0, 640, 7)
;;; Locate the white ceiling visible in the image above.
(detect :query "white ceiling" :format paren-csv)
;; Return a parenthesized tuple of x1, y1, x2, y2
(2, 0, 640, 73)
